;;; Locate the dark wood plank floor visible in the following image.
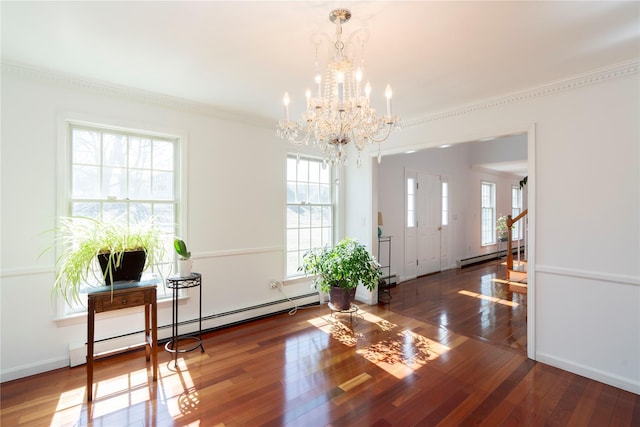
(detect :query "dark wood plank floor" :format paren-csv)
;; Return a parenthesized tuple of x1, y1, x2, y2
(1, 261, 638, 426)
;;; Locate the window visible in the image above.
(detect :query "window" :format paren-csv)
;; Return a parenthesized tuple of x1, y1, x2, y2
(62, 122, 180, 315)
(286, 155, 333, 277)
(481, 181, 496, 246)
(512, 185, 523, 240)
(441, 181, 449, 226)
(407, 177, 416, 228)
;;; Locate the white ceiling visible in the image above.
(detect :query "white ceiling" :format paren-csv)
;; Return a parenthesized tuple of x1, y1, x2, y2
(2, 1, 638, 126)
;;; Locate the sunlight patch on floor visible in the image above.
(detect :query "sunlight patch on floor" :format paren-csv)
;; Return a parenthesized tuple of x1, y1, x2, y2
(458, 289, 520, 307)
(357, 329, 450, 379)
(89, 368, 155, 418)
(308, 309, 452, 379)
(48, 387, 84, 426)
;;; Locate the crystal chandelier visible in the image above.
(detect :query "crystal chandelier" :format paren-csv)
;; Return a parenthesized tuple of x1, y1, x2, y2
(276, 9, 400, 166)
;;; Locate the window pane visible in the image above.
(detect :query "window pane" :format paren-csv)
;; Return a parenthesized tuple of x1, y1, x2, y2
(287, 252, 300, 276)
(72, 165, 100, 198)
(299, 228, 311, 251)
(287, 182, 297, 203)
(102, 202, 127, 221)
(322, 206, 332, 226)
(153, 140, 174, 171)
(287, 206, 299, 228)
(299, 206, 311, 228)
(297, 159, 308, 181)
(71, 202, 100, 217)
(152, 171, 174, 200)
(129, 169, 152, 199)
(309, 184, 320, 204)
(103, 133, 127, 167)
(319, 184, 330, 204)
(128, 203, 152, 223)
(129, 137, 152, 169)
(102, 166, 127, 199)
(311, 206, 322, 227)
(153, 203, 175, 227)
(72, 129, 100, 165)
(287, 158, 297, 181)
(287, 229, 299, 251)
(310, 227, 322, 248)
(308, 161, 320, 183)
(296, 182, 308, 204)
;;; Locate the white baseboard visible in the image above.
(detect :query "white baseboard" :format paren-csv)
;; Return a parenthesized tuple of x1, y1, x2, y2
(0, 356, 69, 383)
(536, 351, 640, 395)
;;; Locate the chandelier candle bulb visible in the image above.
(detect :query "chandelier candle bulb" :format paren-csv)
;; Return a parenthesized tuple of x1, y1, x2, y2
(283, 92, 290, 122)
(385, 84, 393, 116)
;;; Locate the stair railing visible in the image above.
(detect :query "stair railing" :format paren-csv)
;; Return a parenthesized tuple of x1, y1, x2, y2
(506, 209, 528, 270)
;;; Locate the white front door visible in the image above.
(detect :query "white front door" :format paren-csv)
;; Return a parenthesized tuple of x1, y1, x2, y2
(417, 172, 442, 275)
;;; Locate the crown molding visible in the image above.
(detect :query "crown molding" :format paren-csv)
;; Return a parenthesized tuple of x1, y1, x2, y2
(3, 58, 638, 130)
(0, 61, 274, 128)
(403, 58, 640, 128)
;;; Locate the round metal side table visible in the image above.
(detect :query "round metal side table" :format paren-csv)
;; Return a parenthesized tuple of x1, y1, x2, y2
(164, 272, 205, 368)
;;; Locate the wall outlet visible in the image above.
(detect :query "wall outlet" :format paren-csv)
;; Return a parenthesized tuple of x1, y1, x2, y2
(269, 280, 281, 290)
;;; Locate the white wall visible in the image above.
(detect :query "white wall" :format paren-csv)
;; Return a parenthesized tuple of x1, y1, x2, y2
(349, 62, 640, 394)
(0, 68, 319, 381)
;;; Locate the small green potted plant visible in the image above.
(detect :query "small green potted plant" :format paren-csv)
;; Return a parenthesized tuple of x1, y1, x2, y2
(299, 238, 380, 310)
(173, 238, 192, 277)
(49, 216, 166, 304)
(496, 215, 513, 242)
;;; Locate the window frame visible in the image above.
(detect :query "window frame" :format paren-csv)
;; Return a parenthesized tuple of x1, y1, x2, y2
(285, 154, 334, 278)
(511, 184, 523, 240)
(56, 114, 187, 318)
(481, 180, 496, 246)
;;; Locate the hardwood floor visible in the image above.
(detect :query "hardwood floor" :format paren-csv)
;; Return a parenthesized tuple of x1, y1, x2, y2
(1, 261, 638, 426)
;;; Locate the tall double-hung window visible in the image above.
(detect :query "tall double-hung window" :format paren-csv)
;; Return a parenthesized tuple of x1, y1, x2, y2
(481, 181, 496, 246)
(512, 185, 523, 240)
(286, 155, 333, 277)
(62, 122, 180, 315)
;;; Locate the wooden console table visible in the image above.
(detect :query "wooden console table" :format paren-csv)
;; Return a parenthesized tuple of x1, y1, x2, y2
(86, 280, 159, 401)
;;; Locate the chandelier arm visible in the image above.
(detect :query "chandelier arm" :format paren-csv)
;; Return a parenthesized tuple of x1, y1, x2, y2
(361, 122, 394, 144)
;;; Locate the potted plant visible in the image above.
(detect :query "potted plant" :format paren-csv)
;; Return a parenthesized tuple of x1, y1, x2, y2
(496, 215, 513, 242)
(299, 238, 381, 310)
(174, 238, 192, 277)
(50, 216, 166, 304)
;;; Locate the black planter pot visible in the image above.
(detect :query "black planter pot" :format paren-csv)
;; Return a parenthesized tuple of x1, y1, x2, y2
(97, 249, 146, 284)
(329, 286, 356, 310)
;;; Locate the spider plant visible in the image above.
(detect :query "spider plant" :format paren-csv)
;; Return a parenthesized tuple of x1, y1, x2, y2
(48, 216, 166, 304)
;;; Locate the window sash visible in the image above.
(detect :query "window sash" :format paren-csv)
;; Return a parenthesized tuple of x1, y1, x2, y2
(62, 123, 180, 315)
(286, 155, 333, 278)
(481, 181, 496, 246)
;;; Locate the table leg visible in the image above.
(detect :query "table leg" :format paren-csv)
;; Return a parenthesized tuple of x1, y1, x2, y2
(151, 290, 158, 380)
(87, 299, 95, 401)
(144, 303, 151, 362)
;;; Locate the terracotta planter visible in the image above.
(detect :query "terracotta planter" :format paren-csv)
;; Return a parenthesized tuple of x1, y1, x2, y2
(329, 286, 356, 310)
(97, 249, 146, 284)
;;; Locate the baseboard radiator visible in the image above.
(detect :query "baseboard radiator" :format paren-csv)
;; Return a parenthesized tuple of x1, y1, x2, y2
(457, 247, 524, 268)
(69, 292, 320, 367)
